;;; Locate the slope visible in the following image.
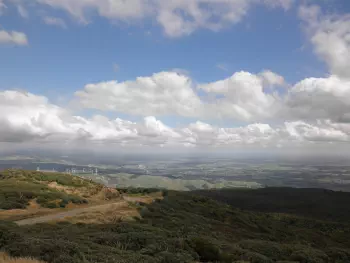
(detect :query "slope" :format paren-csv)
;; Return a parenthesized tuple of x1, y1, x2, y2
(0, 190, 349, 263)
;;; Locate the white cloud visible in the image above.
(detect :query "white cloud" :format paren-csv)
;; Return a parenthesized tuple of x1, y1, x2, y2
(155, 0, 252, 37)
(285, 75, 350, 122)
(75, 72, 204, 118)
(263, 0, 294, 11)
(298, 4, 321, 25)
(259, 70, 286, 87)
(199, 71, 279, 121)
(2, 90, 350, 150)
(75, 70, 285, 122)
(14, 0, 294, 37)
(0, 29, 28, 45)
(170, 68, 190, 76)
(285, 120, 349, 142)
(33, 0, 152, 24)
(43, 16, 67, 28)
(299, 5, 350, 79)
(0, 90, 70, 142)
(74, 68, 350, 124)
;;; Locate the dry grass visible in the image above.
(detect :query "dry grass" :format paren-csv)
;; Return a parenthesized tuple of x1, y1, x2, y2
(0, 186, 122, 222)
(47, 181, 103, 198)
(60, 201, 140, 224)
(57, 195, 161, 224)
(0, 207, 54, 221)
(0, 252, 45, 263)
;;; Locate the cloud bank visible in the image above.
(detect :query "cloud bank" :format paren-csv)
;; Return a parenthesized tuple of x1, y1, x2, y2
(1, 89, 350, 150)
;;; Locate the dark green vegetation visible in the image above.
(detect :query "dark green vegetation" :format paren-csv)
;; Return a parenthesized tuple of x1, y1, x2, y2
(0, 170, 94, 209)
(1, 185, 350, 262)
(116, 187, 161, 195)
(194, 187, 350, 223)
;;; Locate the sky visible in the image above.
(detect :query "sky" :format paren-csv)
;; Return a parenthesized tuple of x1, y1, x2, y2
(1, 0, 350, 154)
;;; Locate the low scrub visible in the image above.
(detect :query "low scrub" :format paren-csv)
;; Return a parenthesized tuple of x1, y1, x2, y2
(0, 170, 89, 210)
(0, 190, 350, 262)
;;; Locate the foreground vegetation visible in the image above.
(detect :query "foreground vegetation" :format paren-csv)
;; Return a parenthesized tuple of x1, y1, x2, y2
(1, 170, 350, 262)
(0, 170, 100, 210)
(1, 190, 350, 262)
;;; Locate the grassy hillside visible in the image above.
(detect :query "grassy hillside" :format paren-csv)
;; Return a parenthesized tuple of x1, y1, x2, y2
(1, 189, 350, 262)
(0, 169, 102, 210)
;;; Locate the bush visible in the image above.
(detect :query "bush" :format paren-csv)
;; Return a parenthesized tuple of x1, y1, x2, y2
(44, 203, 59, 209)
(0, 222, 20, 248)
(116, 187, 161, 195)
(189, 237, 221, 262)
(290, 248, 329, 263)
(156, 251, 193, 263)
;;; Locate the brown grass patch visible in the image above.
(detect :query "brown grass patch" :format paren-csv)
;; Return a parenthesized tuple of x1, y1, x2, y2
(0, 252, 45, 263)
(57, 195, 160, 224)
(47, 182, 99, 197)
(59, 201, 139, 224)
(47, 182, 120, 202)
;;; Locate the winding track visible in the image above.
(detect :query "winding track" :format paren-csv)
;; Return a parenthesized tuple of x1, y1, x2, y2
(15, 201, 126, 226)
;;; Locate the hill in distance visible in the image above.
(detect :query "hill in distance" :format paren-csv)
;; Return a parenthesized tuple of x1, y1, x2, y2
(1, 170, 350, 263)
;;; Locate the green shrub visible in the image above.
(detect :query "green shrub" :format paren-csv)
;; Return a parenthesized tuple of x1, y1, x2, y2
(290, 248, 329, 263)
(156, 251, 193, 263)
(189, 237, 221, 262)
(0, 222, 20, 248)
(44, 203, 59, 209)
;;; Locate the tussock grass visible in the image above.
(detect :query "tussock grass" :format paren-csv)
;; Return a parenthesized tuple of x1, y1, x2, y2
(0, 252, 45, 263)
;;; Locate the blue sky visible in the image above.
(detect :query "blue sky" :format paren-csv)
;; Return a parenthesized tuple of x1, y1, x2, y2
(1, 0, 350, 151)
(1, 1, 328, 98)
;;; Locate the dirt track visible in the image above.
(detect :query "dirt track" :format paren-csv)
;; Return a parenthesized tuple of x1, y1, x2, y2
(15, 201, 126, 226)
(14, 195, 159, 226)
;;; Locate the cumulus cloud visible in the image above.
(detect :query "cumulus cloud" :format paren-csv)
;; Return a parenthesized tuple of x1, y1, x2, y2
(259, 70, 286, 87)
(13, 0, 293, 37)
(0, 29, 28, 45)
(285, 120, 349, 142)
(299, 5, 350, 79)
(75, 72, 204, 118)
(43, 16, 67, 28)
(284, 75, 350, 122)
(75, 71, 288, 122)
(75, 69, 350, 123)
(199, 71, 279, 121)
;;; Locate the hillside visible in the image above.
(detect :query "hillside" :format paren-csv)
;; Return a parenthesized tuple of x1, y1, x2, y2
(0, 169, 121, 221)
(0, 172, 350, 263)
